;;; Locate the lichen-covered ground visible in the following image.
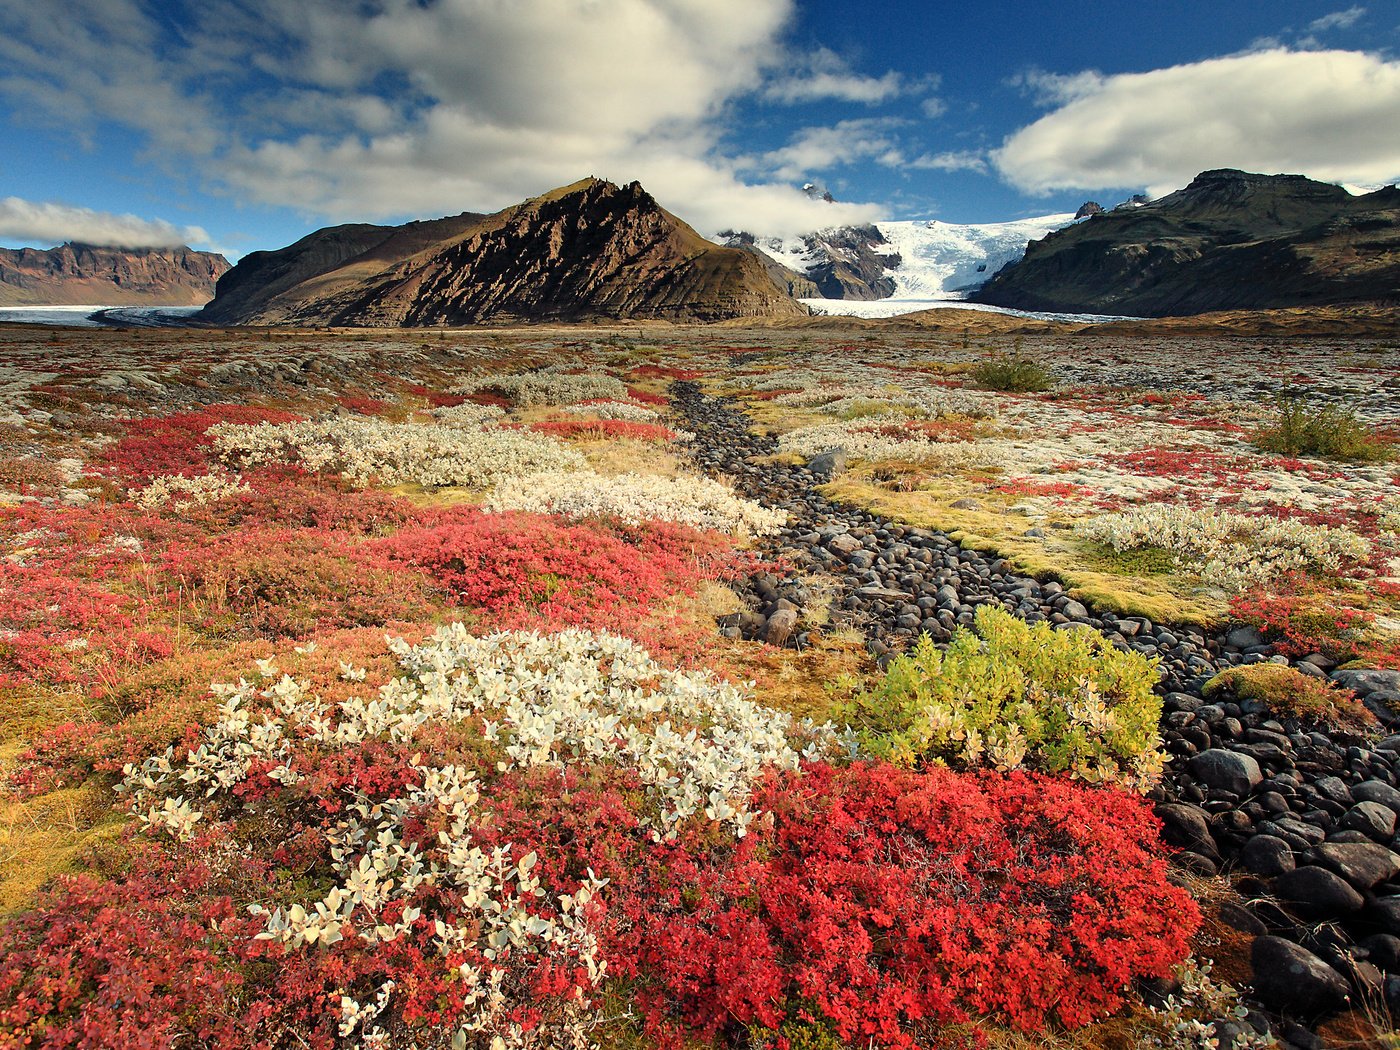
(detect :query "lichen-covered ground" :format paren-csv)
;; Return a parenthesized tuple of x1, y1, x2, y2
(1, 322, 1396, 1049)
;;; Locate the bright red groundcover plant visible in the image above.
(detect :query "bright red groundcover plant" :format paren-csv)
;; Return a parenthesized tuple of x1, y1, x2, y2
(0, 858, 264, 1050)
(607, 763, 1197, 1048)
(161, 525, 433, 638)
(0, 761, 1193, 1050)
(98, 405, 304, 483)
(377, 508, 728, 628)
(1231, 584, 1400, 669)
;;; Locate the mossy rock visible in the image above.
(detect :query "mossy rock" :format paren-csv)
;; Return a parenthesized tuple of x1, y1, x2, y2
(1204, 664, 1373, 728)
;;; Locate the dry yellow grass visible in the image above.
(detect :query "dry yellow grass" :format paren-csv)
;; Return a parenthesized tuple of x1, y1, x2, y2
(0, 782, 125, 917)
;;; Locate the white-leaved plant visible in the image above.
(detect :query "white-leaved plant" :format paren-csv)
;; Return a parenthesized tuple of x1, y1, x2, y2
(1076, 504, 1370, 592)
(486, 470, 786, 536)
(560, 400, 659, 422)
(135, 471, 250, 512)
(120, 627, 841, 1049)
(209, 416, 584, 489)
(453, 372, 628, 407)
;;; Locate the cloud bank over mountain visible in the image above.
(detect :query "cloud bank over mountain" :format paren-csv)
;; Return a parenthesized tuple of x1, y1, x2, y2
(995, 49, 1400, 197)
(0, 197, 211, 249)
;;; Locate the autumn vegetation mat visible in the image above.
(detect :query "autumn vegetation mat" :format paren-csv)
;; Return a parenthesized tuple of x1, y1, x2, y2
(0, 324, 1396, 1049)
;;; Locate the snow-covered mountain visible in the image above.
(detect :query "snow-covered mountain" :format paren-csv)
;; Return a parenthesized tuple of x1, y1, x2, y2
(873, 214, 1077, 296)
(732, 212, 1079, 302)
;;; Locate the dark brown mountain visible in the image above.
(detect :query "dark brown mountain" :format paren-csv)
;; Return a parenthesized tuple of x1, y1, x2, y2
(200, 178, 808, 326)
(972, 169, 1400, 316)
(0, 243, 229, 306)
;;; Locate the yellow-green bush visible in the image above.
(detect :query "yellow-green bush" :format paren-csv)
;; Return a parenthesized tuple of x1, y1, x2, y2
(843, 606, 1165, 791)
(972, 352, 1054, 393)
(1252, 397, 1393, 462)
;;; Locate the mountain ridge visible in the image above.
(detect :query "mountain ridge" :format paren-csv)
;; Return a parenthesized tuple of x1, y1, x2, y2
(0, 243, 229, 307)
(972, 169, 1400, 316)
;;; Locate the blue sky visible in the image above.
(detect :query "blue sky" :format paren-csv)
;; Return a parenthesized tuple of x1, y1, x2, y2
(1, 1, 1397, 259)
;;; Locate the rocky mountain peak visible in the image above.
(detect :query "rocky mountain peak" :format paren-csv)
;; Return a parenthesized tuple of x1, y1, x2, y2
(201, 177, 807, 326)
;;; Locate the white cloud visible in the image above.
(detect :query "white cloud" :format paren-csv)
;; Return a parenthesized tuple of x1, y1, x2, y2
(0, 197, 211, 249)
(919, 96, 948, 119)
(1309, 6, 1365, 32)
(1008, 68, 1106, 106)
(760, 119, 906, 181)
(0, 0, 893, 241)
(994, 49, 1400, 197)
(909, 150, 988, 174)
(764, 48, 903, 104)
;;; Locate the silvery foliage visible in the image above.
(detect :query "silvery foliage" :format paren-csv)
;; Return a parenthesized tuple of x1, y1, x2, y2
(209, 416, 584, 488)
(1380, 494, 1400, 536)
(121, 628, 842, 1047)
(1147, 958, 1279, 1049)
(429, 402, 508, 426)
(135, 471, 251, 512)
(776, 385, 998, 420)
(560, 400, 660, 422)
(485, 470, 787, 535)
(778, 415, 998, 467)
(452, 371, 628, 407)
(1076, 504, 1370, 591)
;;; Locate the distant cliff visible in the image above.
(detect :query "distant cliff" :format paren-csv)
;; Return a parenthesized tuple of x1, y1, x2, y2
(0, 243, 229, 306)
(201, 178, 808, 326)
(972, 169, 1400, 316)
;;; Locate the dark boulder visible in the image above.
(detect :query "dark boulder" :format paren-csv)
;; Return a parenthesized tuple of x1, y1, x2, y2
(1250, 936, 1350, 1018)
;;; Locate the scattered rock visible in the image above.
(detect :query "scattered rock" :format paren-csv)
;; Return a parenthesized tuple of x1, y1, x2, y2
(1341, 801, 1398, 840)
(1227, 625, 1266, 650)
(1155, 802, 1219, 859)
(1311, 842, 1400, 889)
(764, 607, 800, 647)
(1272, 866, 1365, 919)
(1331, 669, 1400, 696)
(806, 449, 847, 480)
(1241, 835, 1296, 876)
(1250, 937, 1350, 1018)
(1189, 749, 1263, 796)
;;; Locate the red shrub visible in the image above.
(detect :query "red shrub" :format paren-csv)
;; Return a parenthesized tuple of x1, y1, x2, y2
(377, 508, 722, 629)
(194, 469, 417, 535)
(0, 864, 262, 1049)
(0, 563, 174, 690)
(613, 763, 1197, 1046)
(627, 387, 669, 405)
(98, 405, 303, 483)
(1231, 585, 1399, 668)
(426, 391, 466, 408)
(465, 391, 511, 408)
(335, 394, 391, 415)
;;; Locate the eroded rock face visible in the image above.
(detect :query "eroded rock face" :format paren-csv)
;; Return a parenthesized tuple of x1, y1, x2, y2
(973, 169, 1400, 316)
(0, 243, 229, 306)
(202, 178, 809, 326)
